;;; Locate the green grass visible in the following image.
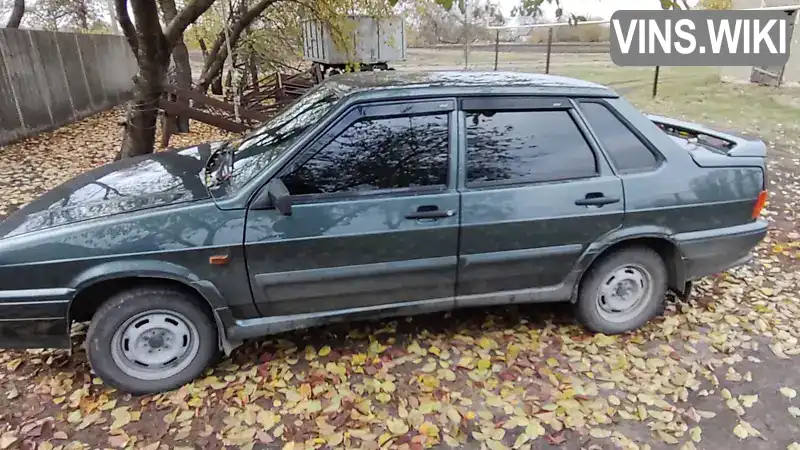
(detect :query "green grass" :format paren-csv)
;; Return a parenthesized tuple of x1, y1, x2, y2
(554, 65, 800, 149)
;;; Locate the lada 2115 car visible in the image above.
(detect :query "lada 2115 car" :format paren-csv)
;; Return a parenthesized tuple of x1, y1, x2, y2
(0, 71, 768, 394)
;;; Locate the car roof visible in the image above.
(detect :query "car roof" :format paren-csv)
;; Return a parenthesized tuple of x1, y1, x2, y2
(326, 70, 617, 99)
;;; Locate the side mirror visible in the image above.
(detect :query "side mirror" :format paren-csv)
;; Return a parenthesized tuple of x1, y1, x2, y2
(266, 179, 292, 216)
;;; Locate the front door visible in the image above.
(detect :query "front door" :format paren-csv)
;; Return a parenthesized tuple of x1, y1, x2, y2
(244, 99, 460, 317)
(455, 96, 624, 301)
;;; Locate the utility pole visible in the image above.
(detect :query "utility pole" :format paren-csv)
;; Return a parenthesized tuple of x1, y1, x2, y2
(463, 0, 469, 69)
(107, 0, 120, 33)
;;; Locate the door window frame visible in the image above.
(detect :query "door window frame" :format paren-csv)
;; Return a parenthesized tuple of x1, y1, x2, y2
(260, 98, 459, 206)
(456, 96, 614, 191)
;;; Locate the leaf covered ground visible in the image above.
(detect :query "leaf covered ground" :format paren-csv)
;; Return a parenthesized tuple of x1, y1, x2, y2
(1, 64, 800, 450)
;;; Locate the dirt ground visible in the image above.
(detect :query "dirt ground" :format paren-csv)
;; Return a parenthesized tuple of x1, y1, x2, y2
(1, 51, 800, 450)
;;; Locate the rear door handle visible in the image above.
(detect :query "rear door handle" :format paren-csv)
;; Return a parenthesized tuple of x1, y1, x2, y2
(405, 206, 456, 220)
(575, 195, 620, 206)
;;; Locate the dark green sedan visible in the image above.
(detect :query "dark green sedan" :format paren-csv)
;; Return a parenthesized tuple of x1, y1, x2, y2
(0, 71, 768, 394)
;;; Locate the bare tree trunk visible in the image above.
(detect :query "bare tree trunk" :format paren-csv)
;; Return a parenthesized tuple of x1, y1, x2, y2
(171, 44, 192, 133)
(115, 0, 215, 158)
(158, 0, 191, 133)
(198, 38, 208, 59)
(6, 0, 25, 28)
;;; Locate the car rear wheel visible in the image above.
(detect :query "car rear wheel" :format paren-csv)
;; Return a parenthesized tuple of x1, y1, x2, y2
(575, 247, 668, 334)
(86, 286, 217, 395)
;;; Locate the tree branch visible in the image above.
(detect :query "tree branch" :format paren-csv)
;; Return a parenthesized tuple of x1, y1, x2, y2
(198, 0, 279, 89)
(164, 0, 217, 46)
(5, 0, 25, 28)
(114, 0, 139, 56)
(158, 0, 178, 22)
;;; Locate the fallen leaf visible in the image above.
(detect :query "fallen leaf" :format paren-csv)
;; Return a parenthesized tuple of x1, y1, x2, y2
(781, 387, 797, 399)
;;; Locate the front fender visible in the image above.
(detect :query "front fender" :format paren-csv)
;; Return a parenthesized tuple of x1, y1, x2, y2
(69, 259, 226, 308)
(68, 260, 241, 354)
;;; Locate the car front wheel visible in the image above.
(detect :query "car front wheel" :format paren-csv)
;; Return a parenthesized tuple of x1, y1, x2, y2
(575, 247, 668, 334)
(86, 286, 218, 395)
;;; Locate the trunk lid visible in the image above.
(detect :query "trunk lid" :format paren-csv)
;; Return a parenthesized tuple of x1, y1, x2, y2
(648, 114, 767, 167)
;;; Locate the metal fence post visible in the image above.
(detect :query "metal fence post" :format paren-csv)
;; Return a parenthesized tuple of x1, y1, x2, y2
(545, 27, 553, 74)
(494, 30, 500, 71)
(652, 66, 660, 98)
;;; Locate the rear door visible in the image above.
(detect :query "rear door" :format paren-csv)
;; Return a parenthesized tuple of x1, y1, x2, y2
(244, 99, 460, 317)
(456, 96, 624, 301)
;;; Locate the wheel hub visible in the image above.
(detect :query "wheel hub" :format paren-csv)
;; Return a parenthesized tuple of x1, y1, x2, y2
(596, 264, 653, 322)
(111, 311, 200, 381)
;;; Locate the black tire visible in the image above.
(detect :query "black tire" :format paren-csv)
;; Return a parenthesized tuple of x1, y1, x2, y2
(575, 247, 668, 334)
(86, 286, 217, 395)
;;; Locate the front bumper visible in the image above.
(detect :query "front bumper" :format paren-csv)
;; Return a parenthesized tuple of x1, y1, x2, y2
(674, 219, 769, 280)
(0, 288, 73, 349)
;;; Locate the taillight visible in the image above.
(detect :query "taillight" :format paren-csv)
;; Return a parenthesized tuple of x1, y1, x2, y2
(752, 190, 767, 219)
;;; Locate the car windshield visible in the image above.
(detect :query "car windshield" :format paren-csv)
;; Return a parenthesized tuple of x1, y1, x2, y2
(222, 82, 344, 192)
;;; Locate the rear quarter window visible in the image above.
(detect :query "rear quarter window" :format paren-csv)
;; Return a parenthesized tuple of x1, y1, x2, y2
(579, 101, 660, 173)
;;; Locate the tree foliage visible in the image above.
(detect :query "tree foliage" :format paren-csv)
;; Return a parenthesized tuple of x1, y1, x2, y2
(699, 0, 732, 9)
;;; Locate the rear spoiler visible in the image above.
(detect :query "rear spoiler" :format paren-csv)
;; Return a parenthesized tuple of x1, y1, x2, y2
(648, 114, 766, 158)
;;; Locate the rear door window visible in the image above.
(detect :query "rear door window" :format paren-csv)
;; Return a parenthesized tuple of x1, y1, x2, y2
(464, 109, 597, 187)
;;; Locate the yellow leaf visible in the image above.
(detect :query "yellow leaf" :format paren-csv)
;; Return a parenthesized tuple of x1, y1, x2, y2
(506, 344, 520, 361)
(658, 430, 678, 444)
(457, 356, 473, 368)
(378, 433, 392, 446)
(257, 410, 279, 430)
(446, 407, 461, 424)
(733, 423, 748, 439)
(487, 439, 509, 450)
(351, 353, 367, 365)
(421, 361, 437, 373)
(788, 443, 800, 450)
(419, 422, 440, 438)
(513, 433, 529, 449)
(690, 426, 702, 443)
(67, 410, 82, 424)
(376, 393, 391, 403)
(590, 428, 611, 438)
(546, 357, 559, 367)
(491, 428, 505, 441)
(319, 346, 331, 357)
(479, 337, 498, 350)
(387, 418, 409, 435)
(740, 395, 758, 408)
(326, 431, 344, 446)
(5, 359, 21, 371)
(781, 387, 797, 399)
(477, 359, 492, 371)
(177, 410, 194, 422)
(110, 407, 132, 430)
(608, 395, 621, 406)
(524, 419, 545, 438)
(438, 368, 456, 382)
(407, 341, 424, 355)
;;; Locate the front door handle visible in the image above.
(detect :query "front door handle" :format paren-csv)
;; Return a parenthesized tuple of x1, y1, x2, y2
(405, 206, 456, 220)
(575, 193, 620, 206)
